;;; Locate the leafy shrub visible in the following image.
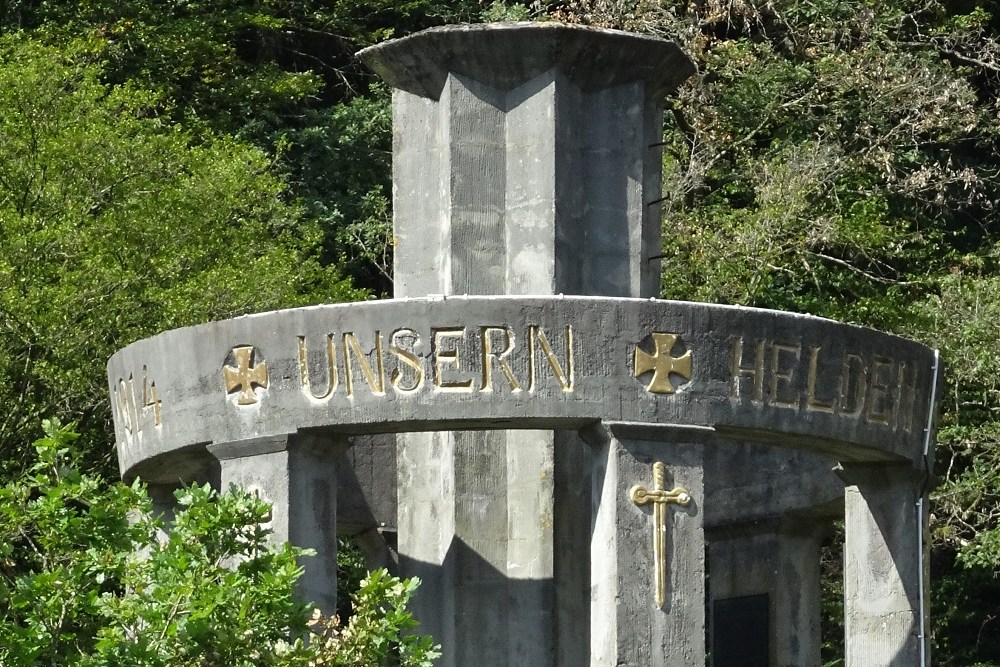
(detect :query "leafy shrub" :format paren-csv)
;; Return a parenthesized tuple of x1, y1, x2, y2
(0, 419, 438, 666)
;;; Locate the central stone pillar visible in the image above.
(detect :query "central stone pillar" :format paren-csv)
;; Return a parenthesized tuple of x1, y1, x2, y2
(359, 23, 694, 666)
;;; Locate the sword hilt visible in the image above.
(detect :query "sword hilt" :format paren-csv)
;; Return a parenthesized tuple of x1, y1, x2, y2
(630, 486, 691, 506)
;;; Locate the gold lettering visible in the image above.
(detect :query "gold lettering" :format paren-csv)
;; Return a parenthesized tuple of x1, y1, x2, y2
(390, 328, 424, 393)
(298, 335, 338, 400)
(116, 368, 162, 437)
(141, 367, 162, 427)
(480, 326, 520, 392)
(528, 325, 574, 392)
(865, 356, 894, 426)
(343, 332, 386, 397)
(769, 342, 801, 408)
(117, 376, 133, 436)
(118, 374, 138, 435)
(838, 353, 866, 417)
(806, 346, 837, 413)
(730, 337, 765, 401)
(433, 327, 474, 392)
(895, 361, 917, 434)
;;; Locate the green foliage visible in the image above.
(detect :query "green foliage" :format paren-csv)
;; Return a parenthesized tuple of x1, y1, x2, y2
(654, 8, 976, 323)
(89, 482, 315, 666)
(0, 0, 484, 298)
(3, 0, 475, 130)
(552, 0, 983, 324)
(0, 2, 498, 472)
(311, 570, 440, 666)
(481, 2, 535, 21)
(336, 537, 369, 621)
(925, 274, 1000, 577)
(0, 419, 146, 664)
(5, 0, 1000, 660)
(0, 35, 360, 475)
(0, 420, 437, 666)
(277, 86, 395, 292)
(932, 550, 1000, 667)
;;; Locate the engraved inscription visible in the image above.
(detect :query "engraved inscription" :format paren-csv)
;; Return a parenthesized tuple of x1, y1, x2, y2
(480, 326, 520, 392)
(296, 324, 574, 400)
(433, 327, 475, 392)
(806, 346, 836, 413)
(142, 371, 162, 426)
(298, 335, 338, 400)
(389, 328, 424, 393)
(769, 342, 800, 409)
(634, 332, 692, 394)
(343, 332, 386, 396)
(116, 374, 137, 436)
(730, 337, 919, 432)
(224, 345, 269, 405)
(113, 365, 162, 441)
(528, 325, 574, 392)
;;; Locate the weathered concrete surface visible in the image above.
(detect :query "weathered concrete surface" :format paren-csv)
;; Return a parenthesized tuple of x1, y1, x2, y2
(704, 441, 844, 527)
(553, 431, 592, 665)
(381, 63, 677, 298)
(708, 518, 829, 666)
(359, 22, 693, 302)
(589, 424, 705, 666)
(357, 22, 693, 106)
(839, 463, 930, 666)
(108, 293, 936, 663)
(265, 433, 846, 538)
(335, 433, 396, 535)
(360, 23, 694, 666)
(207, 433, 343, 615)
(335, 433, 398, 571)
(110, 296, 938, 480)
(397, 429, 556, 666)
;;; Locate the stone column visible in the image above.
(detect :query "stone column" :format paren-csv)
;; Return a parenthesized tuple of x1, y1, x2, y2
(773, 519, 828, 665)
(839, 462, 929, 666)
(208, 433, 344, 615)
(708, 518, 828, 667)
(335, 433, 398, 574)
(588, 424, 705, 666)
(359, 23, 694, 667)
(146, 482, 182, 523)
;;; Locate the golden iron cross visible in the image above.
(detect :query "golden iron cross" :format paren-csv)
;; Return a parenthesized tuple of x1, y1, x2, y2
(223, 345, 269, 405)
(633, 333, 692, 394)
(630, 461, 691, 608)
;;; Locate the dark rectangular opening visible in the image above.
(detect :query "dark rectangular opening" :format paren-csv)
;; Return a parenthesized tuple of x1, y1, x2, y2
(712, 593, 769, 667)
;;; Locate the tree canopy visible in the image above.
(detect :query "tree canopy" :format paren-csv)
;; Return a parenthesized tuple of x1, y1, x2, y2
(0, 35, 360, 474)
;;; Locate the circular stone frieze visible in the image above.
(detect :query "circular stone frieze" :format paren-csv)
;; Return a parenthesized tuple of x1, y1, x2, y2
(108, 296, 939, 479)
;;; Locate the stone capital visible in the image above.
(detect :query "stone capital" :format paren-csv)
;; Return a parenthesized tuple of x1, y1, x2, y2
(356, 22, 695, 101)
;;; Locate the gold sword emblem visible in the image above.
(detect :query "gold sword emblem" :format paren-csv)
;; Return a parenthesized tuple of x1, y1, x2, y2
(629, 461, 691, 607)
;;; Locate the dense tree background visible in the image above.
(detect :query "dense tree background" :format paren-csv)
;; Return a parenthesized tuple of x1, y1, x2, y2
(1, 0, 1000, 663)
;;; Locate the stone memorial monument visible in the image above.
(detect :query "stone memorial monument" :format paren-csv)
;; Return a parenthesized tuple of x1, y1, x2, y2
(107, 22, 941, 667)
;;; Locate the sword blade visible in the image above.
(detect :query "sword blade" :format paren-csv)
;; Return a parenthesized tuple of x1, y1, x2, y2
(654, 501, 666, 607)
